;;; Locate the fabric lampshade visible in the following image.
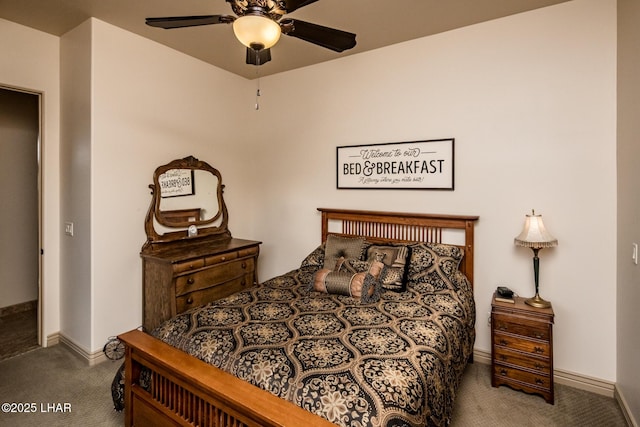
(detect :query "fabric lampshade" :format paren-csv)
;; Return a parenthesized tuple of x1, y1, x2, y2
(514, 211, 558, 249)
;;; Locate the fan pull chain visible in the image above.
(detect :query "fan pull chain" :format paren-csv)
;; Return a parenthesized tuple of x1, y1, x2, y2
(255, 71, 261, 110)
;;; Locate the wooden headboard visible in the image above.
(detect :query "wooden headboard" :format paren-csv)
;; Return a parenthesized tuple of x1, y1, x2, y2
(318, 208, 479, 287)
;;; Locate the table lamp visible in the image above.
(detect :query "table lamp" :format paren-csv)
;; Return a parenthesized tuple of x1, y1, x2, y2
(514, 210, 558, 308)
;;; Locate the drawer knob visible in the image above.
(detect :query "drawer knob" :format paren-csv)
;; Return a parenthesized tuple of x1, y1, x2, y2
(499, 339, 508, 346)
(221, 256, 226, 261)
(500, 369, 508, 376)
(498, 323, 508, 331)
(187, 277, 195, 285)
(189, 264, 195, 270)
(499, 355, 507, 361)
(533, 332, 543, 339)
(534, 363, 544, 370)
(534, 347, 545, 354)
(241, 261, 247, 269)
(186, 296, 194, 304)
(535, 378, 544, 385)
(241, 279, 246, 286)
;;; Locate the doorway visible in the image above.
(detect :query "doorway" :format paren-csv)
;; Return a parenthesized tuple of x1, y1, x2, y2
(0, 87, 41, 360)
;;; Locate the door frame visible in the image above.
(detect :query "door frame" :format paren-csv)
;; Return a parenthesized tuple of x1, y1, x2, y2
(1, 84, 43, 346)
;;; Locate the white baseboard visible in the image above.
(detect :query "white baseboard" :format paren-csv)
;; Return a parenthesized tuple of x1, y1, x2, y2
(615, 386, 639, 427)
(473, 348, 639, 427)
(46, 332, 108, 366)
(46, 332, 60, 347)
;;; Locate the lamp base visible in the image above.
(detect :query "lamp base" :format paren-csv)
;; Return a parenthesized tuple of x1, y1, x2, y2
(525, 294, 551, 309)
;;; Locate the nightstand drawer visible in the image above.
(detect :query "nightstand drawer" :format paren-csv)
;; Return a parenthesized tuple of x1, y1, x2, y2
(176, 275, 251, 312)
(493, 346, 551, 374)
(493, 365, 550, 389)
(176, 258, 255, 295)
(493, 313, 549, 340)
(494, 331, 550, 357)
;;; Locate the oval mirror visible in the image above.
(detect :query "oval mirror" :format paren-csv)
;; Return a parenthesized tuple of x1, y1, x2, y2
(144, 156, 230, 245)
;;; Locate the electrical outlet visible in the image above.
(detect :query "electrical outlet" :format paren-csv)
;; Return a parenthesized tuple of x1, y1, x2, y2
(64, 221, 74, 237)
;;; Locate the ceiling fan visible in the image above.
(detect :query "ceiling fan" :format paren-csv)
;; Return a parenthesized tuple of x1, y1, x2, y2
(145, 0, 357, 66)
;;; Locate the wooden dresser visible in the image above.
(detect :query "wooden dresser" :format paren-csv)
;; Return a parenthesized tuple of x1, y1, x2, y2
(141, 238, 261, 332)
(491, 293, 555, 404)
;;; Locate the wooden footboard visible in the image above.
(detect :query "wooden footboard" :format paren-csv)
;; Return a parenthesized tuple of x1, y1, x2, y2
(118, 329, 334, 427)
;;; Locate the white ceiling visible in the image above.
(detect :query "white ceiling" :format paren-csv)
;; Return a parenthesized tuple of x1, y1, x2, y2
(0, 0, 569, 80)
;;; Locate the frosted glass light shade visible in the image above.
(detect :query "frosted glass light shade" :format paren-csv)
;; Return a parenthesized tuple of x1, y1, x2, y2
(233, 15, 281, 49)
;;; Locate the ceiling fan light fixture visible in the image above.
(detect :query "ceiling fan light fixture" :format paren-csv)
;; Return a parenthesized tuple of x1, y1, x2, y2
(233, 15, 281, 50)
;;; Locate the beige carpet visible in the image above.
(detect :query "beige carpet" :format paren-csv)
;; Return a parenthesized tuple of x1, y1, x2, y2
(0, 345, 628, 426)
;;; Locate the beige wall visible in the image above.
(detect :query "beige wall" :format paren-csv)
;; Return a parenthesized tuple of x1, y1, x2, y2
(60, 19, 93, 350)
(617, 0, 640, 423)
(78, 19, 251, 351)
(251, 0, 617, 382)
(0, 18, 60, 341)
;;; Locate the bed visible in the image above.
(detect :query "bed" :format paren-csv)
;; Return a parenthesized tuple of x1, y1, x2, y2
(116, 208, 479, 427)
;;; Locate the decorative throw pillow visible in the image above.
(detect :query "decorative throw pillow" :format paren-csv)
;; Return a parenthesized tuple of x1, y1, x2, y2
(406, 242, 465, 291)
(365, 245, 410, 292)
(322, 235, 366, 270)
(311, 270, 381, 303)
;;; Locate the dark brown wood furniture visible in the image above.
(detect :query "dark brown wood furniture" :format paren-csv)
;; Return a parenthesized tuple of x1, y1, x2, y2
(120, 208, 479, 427)
(141, 238, 260, 331)
(139, 156, 261, 331)
(491, 292, 555, 404)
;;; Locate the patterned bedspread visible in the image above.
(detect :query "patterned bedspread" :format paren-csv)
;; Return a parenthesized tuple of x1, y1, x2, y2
(151, 255, 475, 427)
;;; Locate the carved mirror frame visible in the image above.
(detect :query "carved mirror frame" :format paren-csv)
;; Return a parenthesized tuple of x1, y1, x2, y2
(143, 156, 231, 247)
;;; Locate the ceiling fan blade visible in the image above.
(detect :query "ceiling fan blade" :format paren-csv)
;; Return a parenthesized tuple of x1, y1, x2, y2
(246, 47, 272, 66)
(281, 19, 356, 52)
(283, 0, 320, 13)
(145, 15, 234, 29)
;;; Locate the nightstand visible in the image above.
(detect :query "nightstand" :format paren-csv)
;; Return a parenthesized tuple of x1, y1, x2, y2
(491, 292, 555, 404)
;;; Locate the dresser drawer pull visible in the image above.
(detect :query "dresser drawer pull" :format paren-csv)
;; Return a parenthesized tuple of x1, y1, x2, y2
(189, 264, 195, 270)
(500, 369, 508, 376)
(221, 256, 226, 261)
(534, 347, 545, 354)
(186, 296, 194, 305)
(241, 261, 247, 269)
(499, 355, 507, 361)
(535, 378, 544, 385)
(497, 323, 508, 331)
(499, 339, 508, 346)
(241, 279, 246, 286)
(187, 277, 195, 285)
(534, 363, 545, 370)
(533, 332, 544, 339)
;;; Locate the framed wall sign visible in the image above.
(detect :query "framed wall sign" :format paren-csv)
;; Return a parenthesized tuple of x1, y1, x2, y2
(337, 138, 454, 190)
(159, 169, 195, 198)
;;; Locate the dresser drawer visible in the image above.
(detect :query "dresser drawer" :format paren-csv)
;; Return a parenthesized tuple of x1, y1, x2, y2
(493, 365, 551, 390)
(205, 251, 239, 265)
(494, 331, 550, 357)
(203, 245, 259, 266)
(173, 258, 205, 274)
(493, 313, 549, 341)
(176, 275, 252, 312)
(176, 258, 255, 295)
(493, 346, 551, 374)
